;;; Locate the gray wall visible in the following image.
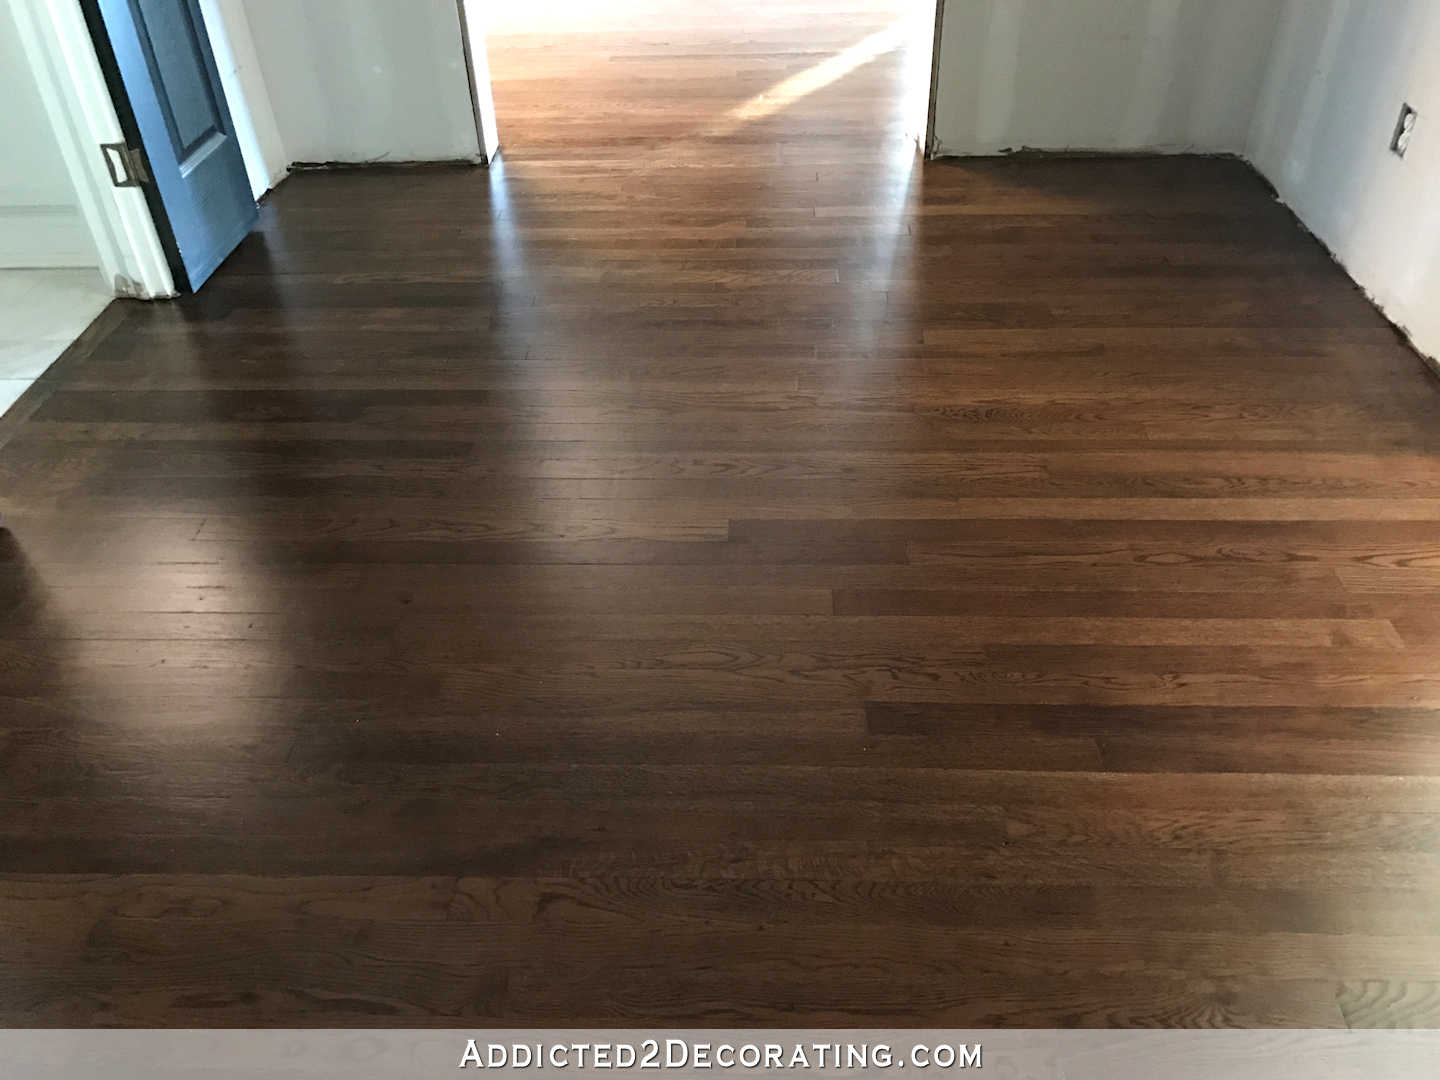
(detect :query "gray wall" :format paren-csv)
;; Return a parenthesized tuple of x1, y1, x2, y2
(238, 0, 480, 165)
(930, 0, 1285, 156)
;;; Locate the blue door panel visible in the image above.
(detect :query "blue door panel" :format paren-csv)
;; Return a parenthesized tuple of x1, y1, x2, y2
(86, 0, 257, 290)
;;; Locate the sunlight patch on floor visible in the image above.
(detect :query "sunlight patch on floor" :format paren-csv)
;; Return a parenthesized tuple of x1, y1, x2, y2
(723, 20, 911, 130)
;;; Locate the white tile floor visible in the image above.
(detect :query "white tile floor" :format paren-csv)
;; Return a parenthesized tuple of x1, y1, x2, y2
(0, 268, 113, 418)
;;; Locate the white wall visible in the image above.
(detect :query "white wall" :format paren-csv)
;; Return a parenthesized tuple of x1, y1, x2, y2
(1248, 0, 1440, 362)
(931, 0, 1284, 156)
(238, 0, 480, 166)
(201, 0, 287, 198)
(0, 0, 95, 267)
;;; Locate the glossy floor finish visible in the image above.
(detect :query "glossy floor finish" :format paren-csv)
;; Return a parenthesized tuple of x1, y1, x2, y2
(5, 0, 1440, 1028)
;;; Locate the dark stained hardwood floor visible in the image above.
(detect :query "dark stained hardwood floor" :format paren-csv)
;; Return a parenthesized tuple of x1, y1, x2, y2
(5, 0, 1440, 1027)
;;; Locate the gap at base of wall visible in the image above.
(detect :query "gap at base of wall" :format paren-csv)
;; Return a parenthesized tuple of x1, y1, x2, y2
(288, 158, 486, 172)
(923, 150, 1437, 373)
(1265, 180, 1439, 373)
(929, 146, 1246, 160)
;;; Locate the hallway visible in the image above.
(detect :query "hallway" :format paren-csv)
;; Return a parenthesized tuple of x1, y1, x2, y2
(487, 0, 930, 156)
(4, 0, 1440, 1027)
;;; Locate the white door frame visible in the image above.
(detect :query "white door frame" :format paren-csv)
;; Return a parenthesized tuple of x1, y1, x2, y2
(456, 0, 500, 163)
(925, 0, 944, 156)
(8, 0, 176, 298)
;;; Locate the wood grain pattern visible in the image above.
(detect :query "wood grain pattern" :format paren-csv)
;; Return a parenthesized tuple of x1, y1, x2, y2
(3, 0, 1440, 1028)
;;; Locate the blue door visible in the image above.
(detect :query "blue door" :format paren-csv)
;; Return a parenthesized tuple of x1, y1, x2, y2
(83, 0, 257, 290)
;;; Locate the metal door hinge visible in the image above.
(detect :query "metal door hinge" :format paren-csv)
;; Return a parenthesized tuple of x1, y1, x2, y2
(100, 142, 149, 187)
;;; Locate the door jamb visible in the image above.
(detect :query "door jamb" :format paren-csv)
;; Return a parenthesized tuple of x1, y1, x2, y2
(7, 0, 176, 298)
(924, 0, 944, 158)
(456, 0, 500, 163)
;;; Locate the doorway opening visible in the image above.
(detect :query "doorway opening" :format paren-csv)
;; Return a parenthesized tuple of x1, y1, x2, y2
(2, 0, 120, 417)
(483, 0, 940, 161)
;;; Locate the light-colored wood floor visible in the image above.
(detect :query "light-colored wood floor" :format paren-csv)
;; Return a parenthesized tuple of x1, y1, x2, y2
(487, 0, 931, 155)
(3, 0, 1440, 1028)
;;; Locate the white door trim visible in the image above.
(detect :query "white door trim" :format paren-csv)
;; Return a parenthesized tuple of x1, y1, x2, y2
(457, 0, 500, 163)
(7, 0, 176, 298)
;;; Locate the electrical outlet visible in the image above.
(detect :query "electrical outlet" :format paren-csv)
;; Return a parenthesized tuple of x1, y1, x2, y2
(1391, 103, 1418, 157)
